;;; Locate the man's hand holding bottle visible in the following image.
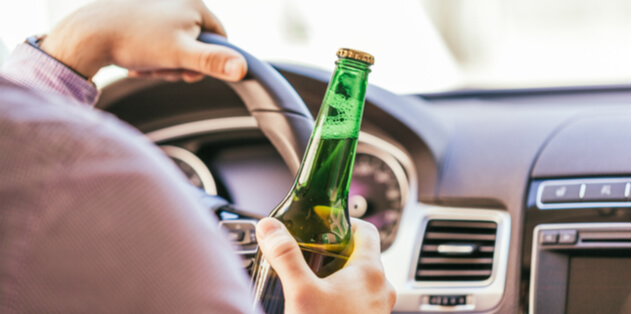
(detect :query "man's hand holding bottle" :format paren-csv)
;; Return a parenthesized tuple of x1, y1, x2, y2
(257, 218, 396, 314)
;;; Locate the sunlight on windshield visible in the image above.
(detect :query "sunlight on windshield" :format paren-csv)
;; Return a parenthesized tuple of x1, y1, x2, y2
(209, 0, 461, 94)
(1, 0, 629, 93)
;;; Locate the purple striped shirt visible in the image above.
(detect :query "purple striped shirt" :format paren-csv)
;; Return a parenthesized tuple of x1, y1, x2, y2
(2, 43, 99, 106)
(0, 43, 259, 313)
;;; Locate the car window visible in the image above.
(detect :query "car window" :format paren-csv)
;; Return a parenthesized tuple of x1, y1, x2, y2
(1, 0, 629, 93)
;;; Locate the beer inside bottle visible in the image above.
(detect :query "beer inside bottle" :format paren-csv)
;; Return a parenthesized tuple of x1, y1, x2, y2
(251, 48, 374, 314)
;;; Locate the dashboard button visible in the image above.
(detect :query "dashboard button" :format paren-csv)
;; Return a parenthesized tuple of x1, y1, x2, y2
(429, 296, 440, 305)
(540, 231, 559, 244)
(558, 230, 577, 244)
(227, 230, 245, 242)
(219, 220, 257, 245)
(583, 182, 628, 202)
(541, 184, 582, 203)
(457, 296, 466, 305)
(428, 295, 467, 306)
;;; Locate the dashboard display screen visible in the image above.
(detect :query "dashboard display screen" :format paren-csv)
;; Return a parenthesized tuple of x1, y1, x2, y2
(566, 256, 631, 314)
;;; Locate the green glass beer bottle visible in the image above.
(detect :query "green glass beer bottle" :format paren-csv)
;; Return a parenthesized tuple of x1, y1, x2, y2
(251, 48, 374, 313)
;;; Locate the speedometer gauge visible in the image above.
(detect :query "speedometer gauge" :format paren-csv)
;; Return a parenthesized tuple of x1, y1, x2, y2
(159, 142, 409, 252)
(350, 146, 409, 251)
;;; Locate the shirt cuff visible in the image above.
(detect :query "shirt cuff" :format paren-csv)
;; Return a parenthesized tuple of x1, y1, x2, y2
(1, 42, 99, 107)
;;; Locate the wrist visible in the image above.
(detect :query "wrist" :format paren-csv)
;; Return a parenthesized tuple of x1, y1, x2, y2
(38, 7, 113, 79)
(26, 35, 90, 81)
(39, 36, 110, 80)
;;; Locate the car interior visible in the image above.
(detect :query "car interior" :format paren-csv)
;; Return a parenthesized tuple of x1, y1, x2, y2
(3, 1, 627, 313)
(95, 36, 631, 313)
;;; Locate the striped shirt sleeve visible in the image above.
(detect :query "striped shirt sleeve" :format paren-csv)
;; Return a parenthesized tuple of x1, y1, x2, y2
(1, 42, 99, 107)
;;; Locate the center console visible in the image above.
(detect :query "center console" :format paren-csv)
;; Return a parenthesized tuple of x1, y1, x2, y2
(525, 177, 631, 314)
(529, 223, 630, 314)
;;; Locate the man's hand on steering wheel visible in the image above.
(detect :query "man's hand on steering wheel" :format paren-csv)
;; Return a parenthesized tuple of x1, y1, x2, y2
(39, 0, 247, 82)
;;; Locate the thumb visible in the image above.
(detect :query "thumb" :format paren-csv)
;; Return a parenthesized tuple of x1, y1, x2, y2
(256, 218, 316, 287)
(178, 40, 247, 82)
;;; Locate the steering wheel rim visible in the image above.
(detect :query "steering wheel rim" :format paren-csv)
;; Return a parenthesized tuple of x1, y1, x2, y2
(197, 33, 314, 175)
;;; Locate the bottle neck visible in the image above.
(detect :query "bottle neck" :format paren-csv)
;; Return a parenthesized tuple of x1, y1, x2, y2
(317, 58, 370, 140)
(294, 58, 371, 196)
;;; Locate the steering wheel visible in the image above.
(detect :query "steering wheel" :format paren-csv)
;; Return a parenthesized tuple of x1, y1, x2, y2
(194, 33, 318, 263)
(197, 33, 314, 176)
(97, 33, 317, 258)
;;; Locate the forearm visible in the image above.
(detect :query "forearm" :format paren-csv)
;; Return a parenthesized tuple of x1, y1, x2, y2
(1, 0, 246, 109)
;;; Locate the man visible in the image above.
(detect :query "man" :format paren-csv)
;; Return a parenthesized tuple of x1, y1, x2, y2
(0, 0, 396, 313)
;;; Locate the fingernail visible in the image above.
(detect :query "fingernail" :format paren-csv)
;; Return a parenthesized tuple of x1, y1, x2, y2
(223, 58, 242, 77)
(258, 218, 283, 240)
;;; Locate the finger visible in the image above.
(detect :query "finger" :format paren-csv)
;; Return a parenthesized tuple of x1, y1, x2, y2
(151, 69, 186, 81)
(347, 218, 382, 263)
(128, 70, 151, 78)
(128, 69, 179, 80)
(181, 70, 204, 83)
(129, 70, 179, 81)
(178, 41, 247, 82)
(128, 69, 204, 83)
(152, 69, 205, 82)
(256, 218, 316, 287)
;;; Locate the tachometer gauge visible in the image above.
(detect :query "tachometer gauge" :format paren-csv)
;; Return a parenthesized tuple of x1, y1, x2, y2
(350, 147, 409, 251)
(160, 145, 217, 195)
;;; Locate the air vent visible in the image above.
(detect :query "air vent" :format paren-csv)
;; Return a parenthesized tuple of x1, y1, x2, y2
(415, 220, 497, 282)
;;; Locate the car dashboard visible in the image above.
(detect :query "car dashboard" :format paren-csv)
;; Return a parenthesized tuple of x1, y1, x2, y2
(97, 63, 631, 313)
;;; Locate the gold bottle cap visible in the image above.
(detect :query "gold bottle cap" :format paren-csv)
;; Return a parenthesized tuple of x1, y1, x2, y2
(336, 48, 374, 65)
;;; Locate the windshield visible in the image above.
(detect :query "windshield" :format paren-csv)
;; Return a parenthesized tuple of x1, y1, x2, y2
(1, 0, 629, 93)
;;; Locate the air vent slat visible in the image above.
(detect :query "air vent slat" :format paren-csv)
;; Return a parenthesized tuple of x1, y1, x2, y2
(425, 232, 496, 241)
(479, 245, 495, 253)
(417, 270, 492, 277)
(420, 257, 493, 264)
(416, 220, 498, 282)
(428, 220, 497, 229)
(422, 244, 495, 253)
